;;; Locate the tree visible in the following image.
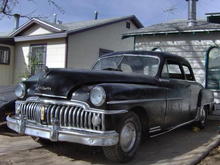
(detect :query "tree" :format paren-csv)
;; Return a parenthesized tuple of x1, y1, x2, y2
(0, 0, 64, 19)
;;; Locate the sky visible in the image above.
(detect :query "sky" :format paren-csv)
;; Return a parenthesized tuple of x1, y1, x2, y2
(0, 0, 220, 33)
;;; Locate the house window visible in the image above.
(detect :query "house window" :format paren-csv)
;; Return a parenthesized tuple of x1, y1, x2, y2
(126, 22, 131, 29)
(99, 48, 114, 57)
(30, 44, 47, 75)
(206, 47, 220, 89)
(0, 46, 10, 65)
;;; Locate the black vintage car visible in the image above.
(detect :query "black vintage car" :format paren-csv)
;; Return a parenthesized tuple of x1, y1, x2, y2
(7, 51, 214, 162)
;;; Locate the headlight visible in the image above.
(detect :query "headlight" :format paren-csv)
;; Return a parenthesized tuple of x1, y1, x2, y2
(15, 83, 26, 98)
(90, 86, 106, 106)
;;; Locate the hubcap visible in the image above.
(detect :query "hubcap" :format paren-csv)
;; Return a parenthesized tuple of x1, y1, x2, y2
(120, 122, 137, 152)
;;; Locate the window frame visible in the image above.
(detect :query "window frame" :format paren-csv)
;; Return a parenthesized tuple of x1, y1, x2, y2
(205, 46, 220, 89)
(0, 46, 10, 65)
(182, 64, 195, 81)
(29, 43, 47, 75)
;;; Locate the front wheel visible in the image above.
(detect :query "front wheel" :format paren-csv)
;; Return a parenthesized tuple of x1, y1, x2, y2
(103, 112, 142, 163)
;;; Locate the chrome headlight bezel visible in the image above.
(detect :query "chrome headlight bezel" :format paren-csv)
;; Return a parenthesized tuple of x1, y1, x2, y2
(90, 86, 106, 106)
(15, 83, 26, 99)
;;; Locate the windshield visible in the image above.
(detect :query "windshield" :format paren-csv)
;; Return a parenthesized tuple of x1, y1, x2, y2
(92, 54, 160, 77)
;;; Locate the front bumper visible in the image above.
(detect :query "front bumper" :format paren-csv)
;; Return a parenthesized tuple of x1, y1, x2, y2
(7, 116, 119, 146)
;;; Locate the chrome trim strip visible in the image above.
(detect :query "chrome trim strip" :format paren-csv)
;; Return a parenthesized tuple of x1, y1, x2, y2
(167, 97, 183, 101)
(24, 97, 128, 114)
(107, 98, 166, 104)
(149, 126, 161, 130)
(96, 54, 160, 65)
(34, 93, 67, 99)
(150, 119, 195, 138)
(107, 97, 183, 105)
(149, 129, 161, 133)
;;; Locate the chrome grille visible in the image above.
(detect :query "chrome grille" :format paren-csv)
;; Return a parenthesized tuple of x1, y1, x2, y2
(18, 102, 105, 131)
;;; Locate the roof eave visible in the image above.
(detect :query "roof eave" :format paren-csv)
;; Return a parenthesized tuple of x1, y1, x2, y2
(122, 28, 220, 38)
(9, 18, 64, 37)
(14, 32, 67, 42)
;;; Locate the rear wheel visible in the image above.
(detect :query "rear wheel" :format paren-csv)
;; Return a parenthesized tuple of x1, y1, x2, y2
(103, 112, 142, 163)
(193, 107, 207, 129)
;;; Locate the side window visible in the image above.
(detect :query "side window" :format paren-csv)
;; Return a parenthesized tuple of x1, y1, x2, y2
(120, 63, 132, 73)
(183, 65, 194, 81)
(161, 61, 184, 80)
(144, 65, 158, 76)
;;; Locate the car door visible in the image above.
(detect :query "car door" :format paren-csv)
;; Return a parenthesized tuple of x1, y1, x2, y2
(182, 64, 202, 119)
(160, 60, 191, 129)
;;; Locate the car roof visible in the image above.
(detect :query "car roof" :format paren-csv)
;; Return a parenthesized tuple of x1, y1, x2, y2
(100, 51, 191, 66)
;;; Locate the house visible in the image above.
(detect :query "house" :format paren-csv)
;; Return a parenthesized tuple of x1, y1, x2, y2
(0, 15, 143, 85)
(0, 33, 14, 86)
(123, 0, 220, 103)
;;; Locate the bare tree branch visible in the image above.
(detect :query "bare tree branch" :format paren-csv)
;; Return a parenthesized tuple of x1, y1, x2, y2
(1, 0, 9, 13)
(0, 0, 64, 19)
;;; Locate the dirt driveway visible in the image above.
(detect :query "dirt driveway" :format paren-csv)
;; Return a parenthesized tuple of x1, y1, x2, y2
(0, 120, 219, 165)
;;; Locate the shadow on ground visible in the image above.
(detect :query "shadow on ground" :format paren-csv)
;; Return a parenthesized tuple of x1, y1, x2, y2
(0, 124, 20, 137)
(37, 120, 220, 165)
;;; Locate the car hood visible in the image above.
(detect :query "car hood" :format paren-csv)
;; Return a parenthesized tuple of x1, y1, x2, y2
(34, 69, 158, 98)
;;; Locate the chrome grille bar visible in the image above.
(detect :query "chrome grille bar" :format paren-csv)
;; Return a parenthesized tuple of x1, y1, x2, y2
(17, 101, 105, 132)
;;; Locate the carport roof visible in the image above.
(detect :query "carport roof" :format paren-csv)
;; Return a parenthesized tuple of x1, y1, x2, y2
(122, 19, 220, 38)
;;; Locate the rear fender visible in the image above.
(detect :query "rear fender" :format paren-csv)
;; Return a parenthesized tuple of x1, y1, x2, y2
(198, 89, 214, 108)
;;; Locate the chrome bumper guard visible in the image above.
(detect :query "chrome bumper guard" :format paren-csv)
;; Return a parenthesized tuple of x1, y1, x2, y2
(7, 116, 119, 146)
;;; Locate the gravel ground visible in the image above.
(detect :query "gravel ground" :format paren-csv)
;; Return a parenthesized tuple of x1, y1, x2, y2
(0, 120, 219, 165)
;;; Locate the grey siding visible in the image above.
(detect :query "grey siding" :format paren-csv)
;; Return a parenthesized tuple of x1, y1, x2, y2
(135, 32, 220, 103)
(67, 20, 136, 69)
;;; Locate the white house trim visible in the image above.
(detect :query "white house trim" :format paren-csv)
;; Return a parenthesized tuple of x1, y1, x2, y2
(14, 32, 67, 42)
(9, 18, 63, 37)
